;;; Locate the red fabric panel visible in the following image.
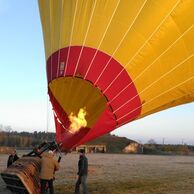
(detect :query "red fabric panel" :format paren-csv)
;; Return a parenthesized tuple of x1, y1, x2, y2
(84, 51, 110, 83)
(49, 51, 58, 80)
(65, 47, 82, 76)
(76, 47, 97, 76)
(95, 58, 123, 90)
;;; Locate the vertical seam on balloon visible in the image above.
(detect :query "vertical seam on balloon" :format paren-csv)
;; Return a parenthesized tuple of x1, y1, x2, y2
(47, 2, 54, 133)
(113, 54, 194, 114)
(49, 2, 53, 81)
(116, 76, 194, 125)
(109, 24, 194, 104)
(53, 1, 64, 107)
(62, 1, 79, 111)
(103, 0, 181, 94)
(67, 1, 97, 115)
(73, 0, 97, 77)
(94, 0, 148, 86)
(83, 0, 121, 79)
(64, 0, 79, 76)
(55, 2, 71, 127)
(56, 1, 64, 78)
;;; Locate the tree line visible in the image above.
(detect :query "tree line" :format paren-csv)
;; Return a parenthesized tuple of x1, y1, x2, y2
(0, 131, 55, 148)
(143, 142, 194, 155)
(0, 124, 194, 155)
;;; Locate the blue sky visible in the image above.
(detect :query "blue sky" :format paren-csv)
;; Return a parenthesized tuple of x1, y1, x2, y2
(0, 0, 193, 144)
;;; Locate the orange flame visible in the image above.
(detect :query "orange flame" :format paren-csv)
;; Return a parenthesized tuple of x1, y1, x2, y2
(68, 108, 87, 133)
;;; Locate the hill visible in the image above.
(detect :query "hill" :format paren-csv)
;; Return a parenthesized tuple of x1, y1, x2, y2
(86, 134, 135, 153)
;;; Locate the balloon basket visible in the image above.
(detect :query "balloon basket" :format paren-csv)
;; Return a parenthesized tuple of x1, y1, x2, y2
(1, 141, 60, 194)
(1, 157, 41, 194)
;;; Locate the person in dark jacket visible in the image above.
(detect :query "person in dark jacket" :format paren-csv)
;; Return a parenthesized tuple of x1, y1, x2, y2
(75, 149, 88, 194)
(7, 149, 19, 167)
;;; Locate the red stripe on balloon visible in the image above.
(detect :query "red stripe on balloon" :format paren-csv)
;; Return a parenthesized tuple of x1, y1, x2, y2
(47, 46, 142, 125)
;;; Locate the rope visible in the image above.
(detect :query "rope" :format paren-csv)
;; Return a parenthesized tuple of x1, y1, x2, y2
(47, 98, 54, 132)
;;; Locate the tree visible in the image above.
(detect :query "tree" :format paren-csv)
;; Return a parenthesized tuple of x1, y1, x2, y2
(4, 125, 12, 132)
(147, 139, 157, 145)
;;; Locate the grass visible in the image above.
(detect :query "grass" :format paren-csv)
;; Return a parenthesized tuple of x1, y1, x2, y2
(1, 153, 194, 194)
(55, 176, 194, 194)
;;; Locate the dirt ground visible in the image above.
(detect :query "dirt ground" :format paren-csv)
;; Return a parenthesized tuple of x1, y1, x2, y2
(1, 152, 194, 194)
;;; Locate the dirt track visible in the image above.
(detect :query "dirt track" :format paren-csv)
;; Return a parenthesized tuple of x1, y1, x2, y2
(1, 153, 194, 193)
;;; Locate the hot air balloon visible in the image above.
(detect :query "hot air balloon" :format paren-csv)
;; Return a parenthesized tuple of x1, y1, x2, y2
(38, 0, 194, 151)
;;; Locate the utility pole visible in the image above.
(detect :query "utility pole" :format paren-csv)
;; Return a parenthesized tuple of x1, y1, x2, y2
(162, 138, 165, 145)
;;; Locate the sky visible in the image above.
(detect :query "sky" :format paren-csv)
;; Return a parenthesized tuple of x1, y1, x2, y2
(0, 0, 193, 145)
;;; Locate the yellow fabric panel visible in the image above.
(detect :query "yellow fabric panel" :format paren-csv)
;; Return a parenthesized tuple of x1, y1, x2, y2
(39, 0, 178, 60)
(139, 56, 194, 118)
(128, 1, 194, 119)
(139, 77, 194, 118)
(39, 0, 77, 59)
(49, 77, 107, 128)
(134, 27, 194, 92)
(39, 0, 120, 59)
(86, 0, 145, 54)
(113, 0, 179, 64)
(38, 0, 53, 59)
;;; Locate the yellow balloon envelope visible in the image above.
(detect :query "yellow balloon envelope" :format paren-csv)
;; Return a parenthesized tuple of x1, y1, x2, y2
(38, 0, 194, 150)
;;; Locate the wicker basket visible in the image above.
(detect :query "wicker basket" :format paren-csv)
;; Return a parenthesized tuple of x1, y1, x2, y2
(1, 157, 41, 194)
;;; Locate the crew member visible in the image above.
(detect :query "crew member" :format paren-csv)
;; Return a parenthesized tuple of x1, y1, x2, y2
(75, 149, 88, 194)
(40, 150, 60, 194)
(7, 149, 19, 167)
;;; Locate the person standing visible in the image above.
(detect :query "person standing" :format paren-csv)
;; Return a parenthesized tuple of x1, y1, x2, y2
(7, 149, 19, 167)
(40, 150, 59, 194)
(75, 149, 88, 194)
